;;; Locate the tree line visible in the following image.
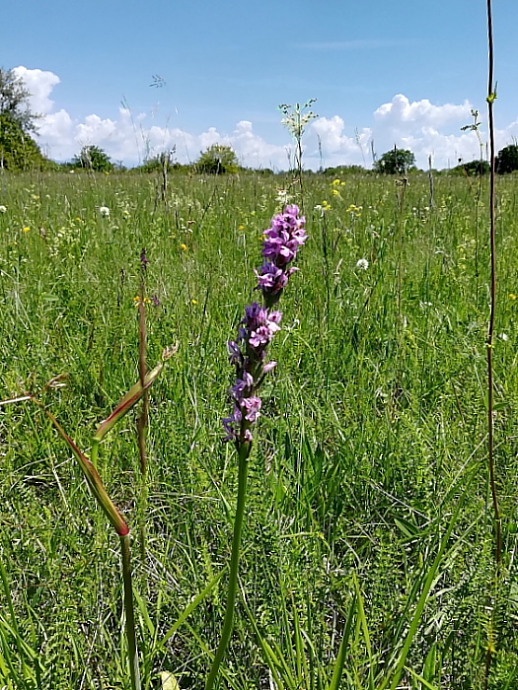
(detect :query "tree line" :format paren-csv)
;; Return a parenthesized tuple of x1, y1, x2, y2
(2, 67, 518, 175)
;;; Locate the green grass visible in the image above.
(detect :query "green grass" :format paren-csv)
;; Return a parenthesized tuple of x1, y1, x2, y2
(1, 169, 518, 689)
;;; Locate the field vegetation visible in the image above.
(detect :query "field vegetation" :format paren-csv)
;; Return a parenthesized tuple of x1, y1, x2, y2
(1, 168, 518, 689)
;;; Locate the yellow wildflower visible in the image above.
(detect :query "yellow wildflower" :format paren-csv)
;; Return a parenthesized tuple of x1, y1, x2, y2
(346, 204, 363, 217)
(180, 243, 188, 251)
(191, 299, 199, 305)
(133, 296, 152, 306)
(22, 226, 31, 233)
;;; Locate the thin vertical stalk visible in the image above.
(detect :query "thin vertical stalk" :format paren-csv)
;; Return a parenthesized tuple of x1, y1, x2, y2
(137, 250, 150, 561)
(486, 0, 501, 567)
(120, 533, 141, 690)
(428, 154, 435, 209)
(137, 249, 149, 477)
(484, 0, 502, 686)
(205, 443, 251, 690)
(137, 300, 149, 474)
(295, 133, 305, 213)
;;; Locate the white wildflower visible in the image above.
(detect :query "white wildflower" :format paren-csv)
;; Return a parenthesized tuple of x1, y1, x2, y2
(276, 188, 291, 205)
(499, 333, 509, 342)
(355, 258, 369, 271)
(0, 205, 6, 213)
(99, 206, 110, 217)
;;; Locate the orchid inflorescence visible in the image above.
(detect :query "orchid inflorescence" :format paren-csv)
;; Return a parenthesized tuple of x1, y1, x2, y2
(223, 204, 307, 445)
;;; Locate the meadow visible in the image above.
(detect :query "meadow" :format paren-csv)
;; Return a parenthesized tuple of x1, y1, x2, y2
(1, 168, 518, 689)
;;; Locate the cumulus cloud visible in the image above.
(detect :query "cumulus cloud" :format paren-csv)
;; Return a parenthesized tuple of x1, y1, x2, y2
(12, 66, 60, 115)
(374, 94, 472, 128)
(369, 94, 484, 167)
(13, 66, 518, 170)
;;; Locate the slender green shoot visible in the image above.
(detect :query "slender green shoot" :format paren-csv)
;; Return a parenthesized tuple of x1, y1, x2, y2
(205, 442, 251, 690)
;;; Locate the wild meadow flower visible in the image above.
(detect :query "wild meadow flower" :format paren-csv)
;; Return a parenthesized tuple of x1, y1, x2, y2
(314, 201, 331, 216)
(0, 205, 6, 213)
(208, 203, 307, 690)
(133, 296, 152, 306)
(99, 206, 110, 217)
(275, 188, 291, 206)
(224, 205, 306, 444)
(223, 304, 281, 444)
(346, 203, 363, 217)
(356, 258, 369, 271)
(256, 204, 307, 306)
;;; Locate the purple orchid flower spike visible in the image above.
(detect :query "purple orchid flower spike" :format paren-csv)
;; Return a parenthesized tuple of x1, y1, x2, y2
(224, 204, 306, 446)
(209, 203, 307, 690)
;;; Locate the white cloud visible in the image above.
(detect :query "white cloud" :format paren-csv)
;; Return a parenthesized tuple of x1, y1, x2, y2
(13, 66, 518, 170)
(374, 94, 472, 129)
(12, 66, 60, 115)
(370, 94, 487, 167)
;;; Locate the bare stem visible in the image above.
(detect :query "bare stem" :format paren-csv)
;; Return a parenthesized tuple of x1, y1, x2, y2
(137, 281, 149, 477)
(486, 0, 501, 570)
(484, 0, 502, 686)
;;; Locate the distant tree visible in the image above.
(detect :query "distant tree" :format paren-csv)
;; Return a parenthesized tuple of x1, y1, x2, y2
(375, 148, 415, 175)
(196, 144, 239, 174)
(0, 67, 39, 132)
(323, 164, 366, 176)
(0, 113, 49, 170)
(496, 144, 518, 174)
(0, 67, 50, 170)
(72, 145, 114, 172)
(451, 159, 490, 176)
(136, 150, 177, 173)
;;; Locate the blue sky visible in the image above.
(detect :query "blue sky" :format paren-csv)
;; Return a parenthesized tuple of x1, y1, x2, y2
(4, 1, 518, 169)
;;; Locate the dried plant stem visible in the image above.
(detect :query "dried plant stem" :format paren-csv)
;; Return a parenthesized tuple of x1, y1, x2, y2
(137, 254, 150, 561)
(484, 0, 502, 686)
(137, 287, 149, 477)
(205, 443, 251, 690)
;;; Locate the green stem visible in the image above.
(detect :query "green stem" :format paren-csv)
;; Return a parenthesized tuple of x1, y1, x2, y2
(205, 443, 251, 690)
(120, 533, 141, 690)
(91, 438, 99, 468)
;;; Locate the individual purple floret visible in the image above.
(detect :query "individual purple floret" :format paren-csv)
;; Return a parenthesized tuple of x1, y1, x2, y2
(240, 303, 282, 354)
(224, 205, 307, 445)
(256, 204, 306, 305)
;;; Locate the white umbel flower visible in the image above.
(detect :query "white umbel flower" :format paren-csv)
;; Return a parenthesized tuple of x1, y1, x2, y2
(99, 206, 110, 217)
(355, 258, 369, 271)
